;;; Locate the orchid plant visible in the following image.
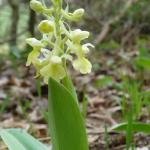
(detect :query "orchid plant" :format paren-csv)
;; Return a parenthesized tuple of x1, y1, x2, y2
(0, 0, 94, 150)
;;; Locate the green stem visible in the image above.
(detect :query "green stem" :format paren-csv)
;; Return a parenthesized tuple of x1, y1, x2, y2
(54, 0, 61, 37)
(52, 0, 62, 55)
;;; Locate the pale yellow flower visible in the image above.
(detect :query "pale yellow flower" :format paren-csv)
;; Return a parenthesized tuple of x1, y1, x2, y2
(33, 59, 48, 77)
(27, 0, 93, 83)
(61, 8, 84, 22)
(26, 38, 44, 48)
(70, 29, 89, 43)
(66, 39, 78, 53)
(73, 57, 92, 74)
(82, 43, 94, 54)
(40, 56, 66, 83)
(26, 49, 40, 66)
(40, 64, 66, 83)
(26, 38, 44, 66)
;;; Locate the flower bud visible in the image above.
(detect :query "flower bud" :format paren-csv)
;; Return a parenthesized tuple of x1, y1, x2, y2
(38, 20, 54, 33)
(70, 29, 89, 42)
(30, 0, 44, 13)
(73, 8, 84, 20)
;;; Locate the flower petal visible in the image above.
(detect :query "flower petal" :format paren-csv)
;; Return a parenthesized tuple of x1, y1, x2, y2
(73, 57, 92, 74)
(26, 49, 40, 66)
(70, 29, 89, 42)
(40, 63, 66, 83)
(82, 43, 94, 54)
(26, 38, 44, 48)
(33, 59, 48, 77)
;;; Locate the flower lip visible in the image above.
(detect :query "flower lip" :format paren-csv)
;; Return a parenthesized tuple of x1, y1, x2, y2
(40, 63, 66, 83)
(73, 57, 92, 74)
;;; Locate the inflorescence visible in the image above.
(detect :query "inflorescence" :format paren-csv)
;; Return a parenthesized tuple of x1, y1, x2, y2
(26, 0, 94, 83)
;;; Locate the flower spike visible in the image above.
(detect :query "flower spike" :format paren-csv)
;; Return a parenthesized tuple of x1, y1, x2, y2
(26, 0, 94, 83)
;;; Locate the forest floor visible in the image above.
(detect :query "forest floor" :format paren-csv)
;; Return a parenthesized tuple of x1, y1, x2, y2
(0, 48, 150, 150)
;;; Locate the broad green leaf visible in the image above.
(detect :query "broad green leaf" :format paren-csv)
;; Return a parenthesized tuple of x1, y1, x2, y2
(48, 77, 89, 150)
(62, 74, 78, 102)
(0, 129, 49, 150)
(111, 122, 150, 134)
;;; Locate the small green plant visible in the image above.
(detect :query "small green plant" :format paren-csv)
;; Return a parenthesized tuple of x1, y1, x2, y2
(112, 77, 150, 149)
(133, 39, 150, 81)
(0, 0, 94, 150)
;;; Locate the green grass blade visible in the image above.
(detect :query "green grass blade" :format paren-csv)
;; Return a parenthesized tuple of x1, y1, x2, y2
(111, 122, 150, 134)
(135, 57, 150, 70)
(48, 77, 89, 150)
(126, 107, 133, 149)
(81, 95, 88, 119)
(0, 129, 49, 150)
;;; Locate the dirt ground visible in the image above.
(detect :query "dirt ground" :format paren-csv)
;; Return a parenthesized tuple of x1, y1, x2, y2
(0, 49, 150, 150)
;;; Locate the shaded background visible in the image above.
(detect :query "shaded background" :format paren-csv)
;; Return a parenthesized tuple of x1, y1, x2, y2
(0, 0, 150, 149)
